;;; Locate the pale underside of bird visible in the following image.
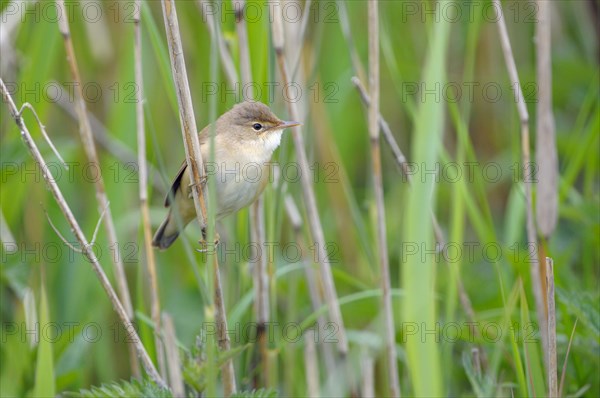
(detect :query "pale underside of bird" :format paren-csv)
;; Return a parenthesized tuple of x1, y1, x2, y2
(152, 101, 299, 249)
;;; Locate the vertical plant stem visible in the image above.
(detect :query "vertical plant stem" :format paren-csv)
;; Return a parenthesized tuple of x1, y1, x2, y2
(0, 79, 166, 389)
(55, 0, 139, 376)
(234, 0, 252, 95)
(535, 0, 558, 349)
(535, 0, 558, 239)
(303, 329, 320, 398)
(160, 0, 207, 223)
(160, 0, 236, 394)
(270, 1, 348, 360)
(285, 195, 336, 372)
(337, 0, 366, 83)
(361, 353, 375, 398)
(492, 0, 548, 365)
(133, 0, 166, 379)
(546, 257, 558, 397)
(196, 0, 239, 87)
(251, 196, 270, 385)
(162, 313, 185, 397)
(232, 0, 272, 386)
(367, 2, 400, 396)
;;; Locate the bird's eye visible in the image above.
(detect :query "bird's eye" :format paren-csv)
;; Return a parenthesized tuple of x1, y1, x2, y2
(252, 123, 263, 131)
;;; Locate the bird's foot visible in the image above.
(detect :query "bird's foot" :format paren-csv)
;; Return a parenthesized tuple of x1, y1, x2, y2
(196, 230, 220, 253)
(186, 176, 207, 198)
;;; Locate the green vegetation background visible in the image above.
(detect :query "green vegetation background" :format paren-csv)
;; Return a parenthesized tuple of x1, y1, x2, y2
(0, 0, 598, 396)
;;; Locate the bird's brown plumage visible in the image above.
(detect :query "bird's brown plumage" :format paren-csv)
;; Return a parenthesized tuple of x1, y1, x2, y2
(152, 101, 294, 249)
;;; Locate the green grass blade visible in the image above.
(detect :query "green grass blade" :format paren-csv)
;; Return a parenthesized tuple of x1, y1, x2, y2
(32, 282, 56, 398)
(401, 16, 451, 396)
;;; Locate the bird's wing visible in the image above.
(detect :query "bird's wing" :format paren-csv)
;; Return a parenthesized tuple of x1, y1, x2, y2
(163, 128, 210, 207)
(164, 160, 187, 207)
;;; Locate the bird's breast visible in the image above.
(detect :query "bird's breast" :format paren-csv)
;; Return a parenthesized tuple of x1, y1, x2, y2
(204, 142, 273, 218)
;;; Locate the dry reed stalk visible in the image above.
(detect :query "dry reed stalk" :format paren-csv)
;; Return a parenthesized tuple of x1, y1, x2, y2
(367, 2, 400, 396)
(337, 1, 366, 83)
(361, 353, 375, 398)
(535, 0, 558, 239)
(55, 0, 139, 376)
(250, 197, 270, 385)
(0, 78, 166, 388)
(535, 0, 558, 342)
(231, 0, 271, 385)
(270, 0, 348, 358)
(284, 195, 336, 372)
(133, 0, 166, 379)
(160, 0, 236, 394)
(492, 0, 548, 365)
(233, 0, 252, 93)
(196, 0, 239, 87)
(162, 313, 185, 397)
(303, 329, 320, 398)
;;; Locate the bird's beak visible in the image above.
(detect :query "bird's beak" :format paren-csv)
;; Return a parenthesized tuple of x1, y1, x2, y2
(279, 120, 301, 129)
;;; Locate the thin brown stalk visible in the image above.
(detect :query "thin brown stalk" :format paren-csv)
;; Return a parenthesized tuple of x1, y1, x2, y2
(270, 2, 348, 357)
(233, 0, 252, 96)
(546, 257, 558, 397)
(290, 0, 313, 75)
(160, 0, 236, 394)
(160, 0, 207, 223)
(303, 329, 320, 398)
(361, 353, 375, 398)
(535, 0, 558, 239)
(492, 0, 547, 366)
(350, 79, 409, 182)
(535, 0, 558, 341)
(337, 1, 366, 83)
(251, 197, 270, 385)
(55, 0, 139, 376)
(133, 0, 166, 379)
(284, 195, 336, 372)
(196, 0, 239, 87)
(367, 2, 399, 396)
(0, 78, 166, 389)
(162, 313, 185, 397)
(231, 0, 271, 386)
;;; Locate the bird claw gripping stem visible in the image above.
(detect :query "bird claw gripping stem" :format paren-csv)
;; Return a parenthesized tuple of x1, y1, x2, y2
(196, 230, 220, 253)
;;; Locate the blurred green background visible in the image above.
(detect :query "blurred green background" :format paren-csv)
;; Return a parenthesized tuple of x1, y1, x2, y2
(1, 0, 598, 396)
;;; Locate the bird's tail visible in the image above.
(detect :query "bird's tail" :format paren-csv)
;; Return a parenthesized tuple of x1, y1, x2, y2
(152, 211, 180, 250)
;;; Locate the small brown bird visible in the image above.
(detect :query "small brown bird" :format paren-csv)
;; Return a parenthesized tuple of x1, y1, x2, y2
(152, 101, 299, 249)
